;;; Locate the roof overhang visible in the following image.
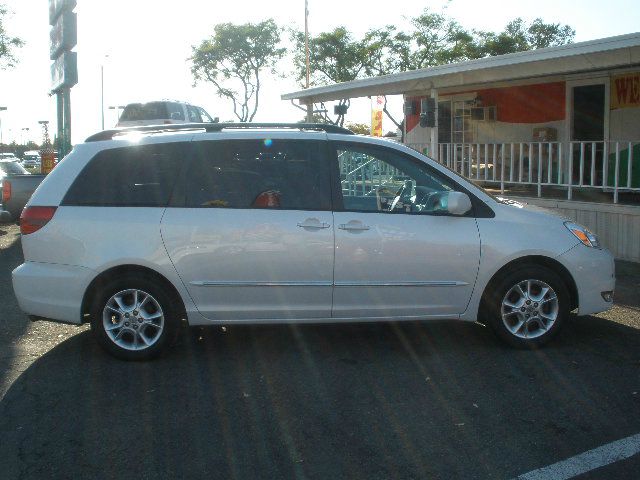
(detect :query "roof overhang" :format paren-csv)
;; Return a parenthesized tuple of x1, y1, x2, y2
(282, 32, 640, 103)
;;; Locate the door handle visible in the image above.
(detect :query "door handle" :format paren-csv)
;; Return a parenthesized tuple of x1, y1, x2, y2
(339, 222, 370, 231)
(297, 218, 331, 229)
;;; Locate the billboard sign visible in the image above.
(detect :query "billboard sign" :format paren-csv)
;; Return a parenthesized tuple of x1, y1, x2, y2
(51, 51, 78, 91)
(49, 0, 76, 26)
(50, 10, 77, 60)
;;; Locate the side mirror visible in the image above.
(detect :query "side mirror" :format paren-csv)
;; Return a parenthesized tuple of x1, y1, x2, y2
(446, 192, 472, 216)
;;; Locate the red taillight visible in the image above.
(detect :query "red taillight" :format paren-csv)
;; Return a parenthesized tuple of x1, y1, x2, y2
(164, 120, 173, 124)
(20, 206, 57, 235)
(2, 180, 11, 204)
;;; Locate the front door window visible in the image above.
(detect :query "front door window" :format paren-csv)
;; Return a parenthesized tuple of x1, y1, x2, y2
(338, 144, 458, 215)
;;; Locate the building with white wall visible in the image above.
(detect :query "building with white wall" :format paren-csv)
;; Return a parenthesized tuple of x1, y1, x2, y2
(282, 33, 640, 261)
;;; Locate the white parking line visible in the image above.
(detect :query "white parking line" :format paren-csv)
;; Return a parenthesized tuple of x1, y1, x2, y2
(515, 433, 640, 480)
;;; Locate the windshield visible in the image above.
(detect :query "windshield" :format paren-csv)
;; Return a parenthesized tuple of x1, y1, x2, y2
(0, 161, 28, 175)
(119, 102, 169, 121)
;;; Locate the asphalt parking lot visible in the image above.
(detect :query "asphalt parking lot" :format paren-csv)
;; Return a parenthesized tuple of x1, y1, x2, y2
(1, 222, 639, 479)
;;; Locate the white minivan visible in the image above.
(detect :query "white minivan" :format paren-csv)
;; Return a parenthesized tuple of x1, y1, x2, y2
(12, 123, 615, 360)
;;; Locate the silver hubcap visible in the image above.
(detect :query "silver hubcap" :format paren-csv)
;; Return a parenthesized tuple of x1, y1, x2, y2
(102, 289, 164, 351)
(501, 279, 559, 339)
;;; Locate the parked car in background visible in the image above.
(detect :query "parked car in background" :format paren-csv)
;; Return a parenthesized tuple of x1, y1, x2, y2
(116, 100, 217, 127)
(0, 153, 19, 161)
(1, 159, 45, 221)
(21, 151, 41, 169)
(11, 122, 615, 360)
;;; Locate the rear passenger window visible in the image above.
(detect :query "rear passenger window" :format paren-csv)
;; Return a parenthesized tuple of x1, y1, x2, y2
(186, 140, 332, 210)
(62, 143, 185, 207)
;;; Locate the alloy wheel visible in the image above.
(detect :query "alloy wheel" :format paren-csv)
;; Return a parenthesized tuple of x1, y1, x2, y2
(102, 289, 165, 351)
(500, 279, 559, 339)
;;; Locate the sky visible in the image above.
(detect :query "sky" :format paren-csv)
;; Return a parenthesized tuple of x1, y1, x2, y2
(0, 0, 639, 145)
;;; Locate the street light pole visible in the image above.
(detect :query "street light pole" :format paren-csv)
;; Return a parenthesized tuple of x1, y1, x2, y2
(101, 63, 104, 130)
(101, 54, 109, 131)
(21, 127, 30, 146)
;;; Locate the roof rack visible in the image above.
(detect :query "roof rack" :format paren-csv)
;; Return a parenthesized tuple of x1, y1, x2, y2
(85, 122, 354, 142)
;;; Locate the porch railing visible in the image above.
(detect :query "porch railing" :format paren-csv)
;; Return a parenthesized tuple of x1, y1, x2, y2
(407, 141, 640, 203)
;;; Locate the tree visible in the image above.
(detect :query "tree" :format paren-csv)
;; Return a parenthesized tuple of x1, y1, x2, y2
(361, 27, 413, 76)
(296, 112, 325, 123)
(344, 122, 370, 135)
(363, 10, 574, 74)
(291, 27, 370, 126)
(191, 19, 285, 122)
(292, 27, 368, 85)
(407, 9, 478, 69)
(478, 18, 575, 56)
(0, 3, 24, 69)
(362, 9, 483, 77)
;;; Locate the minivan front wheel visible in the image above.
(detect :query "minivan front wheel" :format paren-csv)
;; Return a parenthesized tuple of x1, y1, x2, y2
(91, 275, 178, 360)
(487, 266, 570, 348)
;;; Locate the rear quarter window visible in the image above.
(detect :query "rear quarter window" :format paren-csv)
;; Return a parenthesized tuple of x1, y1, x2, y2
(62, 143, 187, 207)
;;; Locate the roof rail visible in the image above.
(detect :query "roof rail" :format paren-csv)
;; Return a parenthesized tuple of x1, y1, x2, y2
(85, 122, 354, 142)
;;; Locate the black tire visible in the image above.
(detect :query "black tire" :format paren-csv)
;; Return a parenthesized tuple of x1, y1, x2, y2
(90, 273, 180, 360)
(484, 265, 570, 348)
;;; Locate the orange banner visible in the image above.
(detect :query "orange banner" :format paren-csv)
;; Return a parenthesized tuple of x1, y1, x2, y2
(611, 73, 640, 110)
(370, 96, 384, 136)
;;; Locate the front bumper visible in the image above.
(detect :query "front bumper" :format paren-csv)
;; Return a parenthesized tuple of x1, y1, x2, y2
(558, 244, 616, 315)
(12, 261, 95, 325)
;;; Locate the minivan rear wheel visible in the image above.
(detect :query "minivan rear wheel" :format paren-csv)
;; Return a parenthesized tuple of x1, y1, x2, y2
(486, 266, 570, 348)
(90, 274, 179, 360)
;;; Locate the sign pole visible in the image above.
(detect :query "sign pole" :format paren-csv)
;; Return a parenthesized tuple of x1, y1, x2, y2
(56, 92, 64, 156)
(63, 88, 71, 156)
(49, 0, 77, 160)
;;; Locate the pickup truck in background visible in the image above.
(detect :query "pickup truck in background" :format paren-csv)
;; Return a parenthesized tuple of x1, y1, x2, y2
(0, 159, 46, 222)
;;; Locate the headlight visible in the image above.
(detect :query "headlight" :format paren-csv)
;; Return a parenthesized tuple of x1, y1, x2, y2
(564, 221, 600, 248)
